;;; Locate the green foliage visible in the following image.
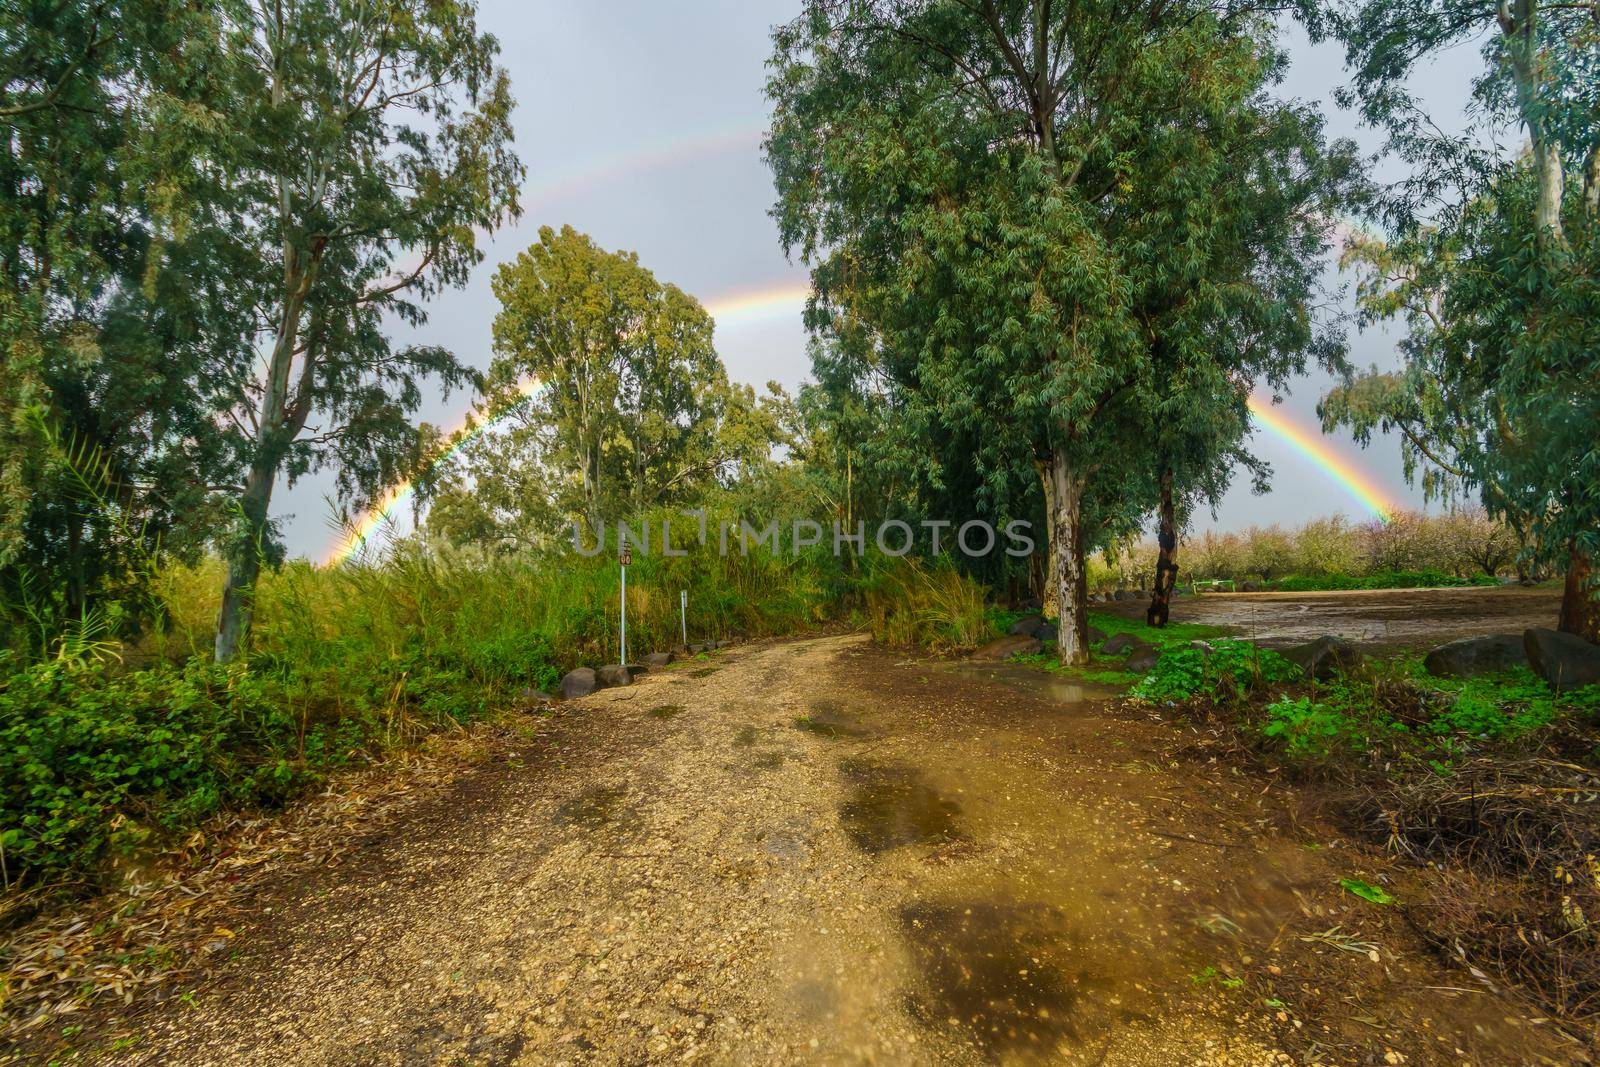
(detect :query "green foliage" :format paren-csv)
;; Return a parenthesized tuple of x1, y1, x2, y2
(1339, 878, 1397, 906)
(1260, 694, 1362, 759)
(1250, 658, 1600, 767)
(860, 557, 988, 653)
(765, 0, 1357, 664)
(1323, 0, 1600, 631)
(0, 527, 853, 888)
(0, 658, 298, 880)
(452, 225, 790, 550)
(0, 2, 232, 653)
(1132, 639, 1299, 704)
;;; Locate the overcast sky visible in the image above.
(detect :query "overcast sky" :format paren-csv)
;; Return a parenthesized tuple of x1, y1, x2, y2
(279, 1, 1486, 562)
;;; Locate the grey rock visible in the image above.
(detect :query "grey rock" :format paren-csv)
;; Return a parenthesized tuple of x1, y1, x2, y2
(1124, 646, 1162, 673)
(596, 663, 634, 688)
(559, 667, 596, 699)
(1524, 628, 1600, 694)
(1009, 614, 1046, 637)
(1035, 622, 1058, 642)
(643, 651, 675, 668)
(1282, 635, 1364, 680)
(517, 687, 554, 706)
(1423, 634, 1527, 679)
(970, 635, 1043, 661)
(1102, 633, 1150, 656)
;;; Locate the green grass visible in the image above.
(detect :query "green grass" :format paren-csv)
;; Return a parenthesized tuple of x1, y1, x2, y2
(984, 608, 1232, 689)
(1009, 652, 1139, 687)
(1085, 610, 1230, 650)
(1248, 654, 1600, 765)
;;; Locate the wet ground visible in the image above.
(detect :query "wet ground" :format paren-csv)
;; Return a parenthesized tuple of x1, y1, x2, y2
(51, 627, 1581, 1065)
(1100, 584, 1566, 651)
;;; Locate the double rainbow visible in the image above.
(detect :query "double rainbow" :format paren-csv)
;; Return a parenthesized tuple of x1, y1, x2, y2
(320, 124, 1396, 565)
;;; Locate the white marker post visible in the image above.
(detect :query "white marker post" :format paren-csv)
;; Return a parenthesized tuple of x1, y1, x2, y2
(680, 589, 688, 647)
(619, 542, 632, 666)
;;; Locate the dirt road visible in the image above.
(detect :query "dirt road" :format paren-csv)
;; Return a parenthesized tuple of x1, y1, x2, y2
(90, 635, 1572, 1064)
(1107, 584, 1565, 651)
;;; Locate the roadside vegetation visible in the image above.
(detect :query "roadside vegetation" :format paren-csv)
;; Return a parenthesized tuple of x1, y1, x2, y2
(1088, 509, 1526, 594)
(1115, 635, 1600, 1037)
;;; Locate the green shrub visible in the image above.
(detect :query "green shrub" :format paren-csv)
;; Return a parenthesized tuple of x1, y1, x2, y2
(0, 660, 304, 880)
(1269, 570, 1499, 592)
(1131, 639, 1300, 704)
(861, 556, 988, 652)
(1260, 695, 1357, 758)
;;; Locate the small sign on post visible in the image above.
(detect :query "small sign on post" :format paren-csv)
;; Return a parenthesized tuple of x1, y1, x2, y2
(679, 589, 688, 647)
(619, 543, 632, 666)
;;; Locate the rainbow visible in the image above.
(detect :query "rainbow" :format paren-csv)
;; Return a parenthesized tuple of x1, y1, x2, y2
(320, 106, 1395, 562)
(522, 125, 762, 209)
(324, 376, 544, 566)
(321, 281, 815, 566)
(1247, 394, 1395, 522)
(701, 279, 811, 325)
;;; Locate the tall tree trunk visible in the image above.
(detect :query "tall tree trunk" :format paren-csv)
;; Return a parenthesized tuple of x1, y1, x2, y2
(1559, 541, 1600, 643)
(1043, 453, 1089, 665)
(214, 458, 275, 663)
(215, 246, 316, 662)
(1146, 464, 1178, 627)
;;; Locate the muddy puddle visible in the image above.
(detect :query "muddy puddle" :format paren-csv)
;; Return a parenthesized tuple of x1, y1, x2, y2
(946, 663, 1123, 704)
(837, 759, 962, 854)
(794, 698, 874, 739)
(900, 901, 1126, 1057)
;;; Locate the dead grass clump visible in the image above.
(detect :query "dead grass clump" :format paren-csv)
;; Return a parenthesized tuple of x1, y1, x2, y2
(1360, 737, 1600, 1038)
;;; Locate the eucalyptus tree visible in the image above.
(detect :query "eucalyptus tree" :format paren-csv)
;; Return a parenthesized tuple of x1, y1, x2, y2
(0, 1, 233, 646)
(767, 0, 1320, 661)
(1324, 0, 1600, 638)
(202, 0, 521, 662)
(1110, 65, 1358, 625)
(475, 225, 784, 544)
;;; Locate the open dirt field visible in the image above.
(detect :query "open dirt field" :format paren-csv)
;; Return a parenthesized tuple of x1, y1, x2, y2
(19, 626, 1581, 1065)
(1100, 584, 1567, 652)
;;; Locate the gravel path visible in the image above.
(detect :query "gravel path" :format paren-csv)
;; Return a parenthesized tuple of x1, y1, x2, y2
(105, 634, 1570, 1066)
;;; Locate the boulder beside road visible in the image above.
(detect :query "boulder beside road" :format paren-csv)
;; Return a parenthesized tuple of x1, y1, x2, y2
(596, 663, 634, 688)
(1524, 628, 1600, 694)
(1124, 646, 1161, 673)
(971, 635, 1043, 661)
(1423, 634, 1528, 679)
(559, 667, 596, 699)
(1102, 633, 1149, 656)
